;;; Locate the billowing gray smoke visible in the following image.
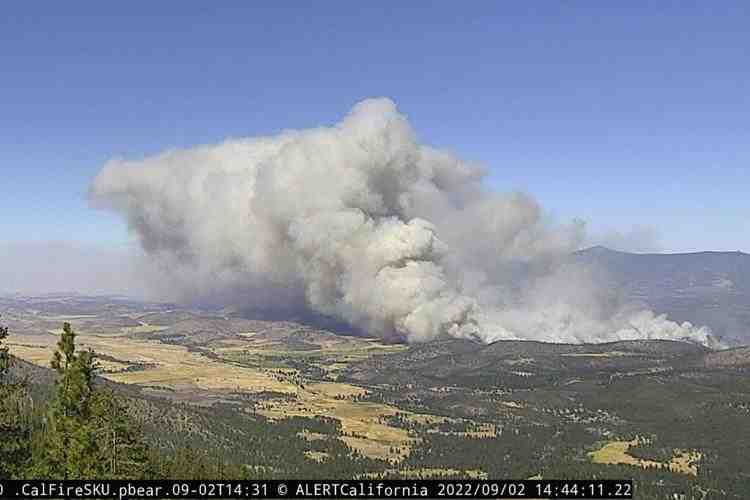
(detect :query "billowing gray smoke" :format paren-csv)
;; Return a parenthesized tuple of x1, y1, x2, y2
(90, 98, 714, 346)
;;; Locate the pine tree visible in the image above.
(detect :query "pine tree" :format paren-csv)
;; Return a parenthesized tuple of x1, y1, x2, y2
(89, 388, 148, 478)
(0, 316, 8, 377)
(32, 322, 101, 478)
(0, 316, 32, 478)
(32, 323, 151, 479)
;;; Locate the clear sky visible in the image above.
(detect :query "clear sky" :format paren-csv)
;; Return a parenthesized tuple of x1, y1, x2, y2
(1, 2, 748, 254)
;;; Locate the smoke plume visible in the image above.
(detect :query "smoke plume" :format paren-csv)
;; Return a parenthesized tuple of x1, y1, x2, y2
(90, 98, 713, 346)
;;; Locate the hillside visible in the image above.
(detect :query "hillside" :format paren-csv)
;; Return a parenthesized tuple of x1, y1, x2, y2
(574, 246, 750, 345)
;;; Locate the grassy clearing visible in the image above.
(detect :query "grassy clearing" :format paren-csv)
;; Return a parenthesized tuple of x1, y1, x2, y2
(304, 451, 330, 463)
(402, 413, 453, 426)
(341, 435, 410, 461)
(588, 439, 701, 476)
(259, 389, 415, 461)
(424, 422, 497, 438)
(8, 343, 54, 366)
(122, 324, 170, 334)
(306, 382, 368, 398)
(298, 430, 328, 441)
(97, 359, 133, 372)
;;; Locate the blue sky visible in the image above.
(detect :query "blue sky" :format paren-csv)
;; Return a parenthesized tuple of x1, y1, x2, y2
(1, 2, 748, 254)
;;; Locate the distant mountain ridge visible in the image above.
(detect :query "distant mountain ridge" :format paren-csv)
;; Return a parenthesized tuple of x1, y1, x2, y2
(573, 246, 750, 346)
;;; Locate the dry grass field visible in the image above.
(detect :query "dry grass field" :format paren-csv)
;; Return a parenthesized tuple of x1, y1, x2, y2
(258, 388, 415, 461)
(8, 324, 422, 461)
(588, 438, 701, 476)
(304, 451, 330, 463)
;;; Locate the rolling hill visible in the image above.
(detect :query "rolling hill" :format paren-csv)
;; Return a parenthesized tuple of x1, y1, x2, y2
(574, 246, 750, 345)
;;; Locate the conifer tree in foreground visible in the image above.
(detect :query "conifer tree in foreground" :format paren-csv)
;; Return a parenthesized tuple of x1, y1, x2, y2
(32, 322, 149, 479)
(0, 316, 31, 478)
(89, 388, 149, 478)
(32, 322, 100, 478)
